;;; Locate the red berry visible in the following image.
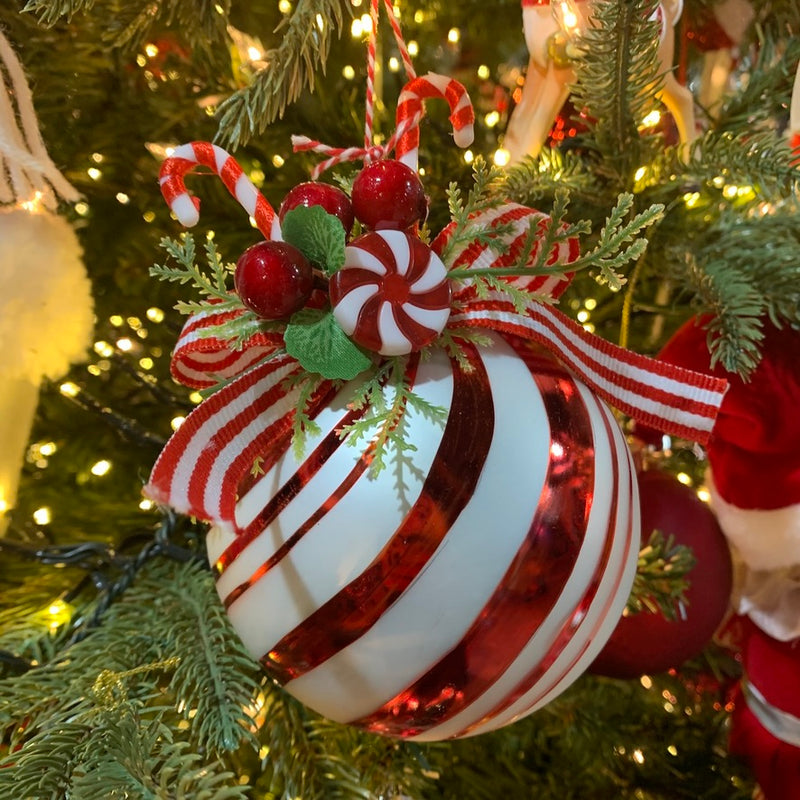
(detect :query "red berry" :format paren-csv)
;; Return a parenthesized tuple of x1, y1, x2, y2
(351, 159, 428, 231)
(234, 241, 313, 320)
(279, 182, 355, 236)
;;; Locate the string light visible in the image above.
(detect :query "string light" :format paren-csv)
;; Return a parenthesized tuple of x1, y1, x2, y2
(493, 148, 511, 167)
(640, 109, 661, 128)
(146, 307, 165, 323)
(90, 459, 112, 477)
(477, 64, 490, 80)
(59, 382, 80, 397)
(676, 472, 692, 485)
(171, 416, 186, 430)
(33, 507, 52, 525)
(343, 65, 355, 80)
(447, 28, 460, 44)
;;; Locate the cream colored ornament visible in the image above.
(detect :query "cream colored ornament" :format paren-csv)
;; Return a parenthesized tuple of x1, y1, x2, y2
(0, 32, 93, 530)
(504, 0, 697, 163)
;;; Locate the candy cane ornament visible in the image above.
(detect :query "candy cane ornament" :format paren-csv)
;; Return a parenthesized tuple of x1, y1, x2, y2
(395, 73, 475, 171)
(159, 142, 277, 238)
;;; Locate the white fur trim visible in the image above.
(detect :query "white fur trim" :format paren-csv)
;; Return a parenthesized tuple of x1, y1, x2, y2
(709, 471, 800, 570)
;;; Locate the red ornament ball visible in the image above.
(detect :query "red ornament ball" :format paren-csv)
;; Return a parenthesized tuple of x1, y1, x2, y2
(590, 469, 733, 679)
(234, 241, 313, 320)
(279, 181, 355, 236)
(351, 159, 428, 231)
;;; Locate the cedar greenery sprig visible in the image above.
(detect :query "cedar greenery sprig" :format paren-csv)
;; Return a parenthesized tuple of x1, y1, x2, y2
(150, 234, 283, 349)
(340, 358, 448, 477)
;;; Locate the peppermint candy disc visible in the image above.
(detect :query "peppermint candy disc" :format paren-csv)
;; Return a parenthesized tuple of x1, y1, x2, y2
(330, 230, 451, 356)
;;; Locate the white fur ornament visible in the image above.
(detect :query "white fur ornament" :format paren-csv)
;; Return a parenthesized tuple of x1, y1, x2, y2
(0, 207, 93, 383)
(0, 31, 93, 522)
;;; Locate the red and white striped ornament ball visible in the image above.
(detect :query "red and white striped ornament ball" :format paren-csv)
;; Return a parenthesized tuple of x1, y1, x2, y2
(205, 333, 641, 740)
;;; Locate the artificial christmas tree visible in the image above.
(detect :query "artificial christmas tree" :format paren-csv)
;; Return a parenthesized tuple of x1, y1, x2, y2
(1, 0, 799, 797)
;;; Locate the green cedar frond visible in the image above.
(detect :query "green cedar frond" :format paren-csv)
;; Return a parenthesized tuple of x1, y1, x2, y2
(282, 371, 326, 460)
(570, 0, 663, 174)
(216, 0, 352, 149)
(340, 358, 446, 476)
(627, 528, 696, 619)
(570, 194, 664, 290)
(151, 235, 234, 306)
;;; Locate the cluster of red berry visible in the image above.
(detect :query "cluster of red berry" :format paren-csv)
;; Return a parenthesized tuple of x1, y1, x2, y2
(234, 159, 428, 322)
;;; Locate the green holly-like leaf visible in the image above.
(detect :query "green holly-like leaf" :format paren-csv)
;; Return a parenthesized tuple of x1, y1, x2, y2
(284, 307, 372, 380)
(281, 205, 346, 275)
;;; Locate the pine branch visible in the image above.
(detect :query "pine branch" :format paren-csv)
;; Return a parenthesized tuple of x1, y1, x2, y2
(502, 147, 601, 207)
(626, 528, 696, 619)
(215, 0, 353, 149)
(570, 0, 664, 173)
(24, 0, 231, 50)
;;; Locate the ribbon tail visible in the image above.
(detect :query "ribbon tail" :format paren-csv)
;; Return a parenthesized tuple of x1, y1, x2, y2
(451, 295, 728, 444)
(170, 306, 284, 389)
(145, 353, 331, 531)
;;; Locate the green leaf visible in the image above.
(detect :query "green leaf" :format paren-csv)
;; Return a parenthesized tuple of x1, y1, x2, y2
(284, 308, 371, 380)
(281, 205, 346, 275)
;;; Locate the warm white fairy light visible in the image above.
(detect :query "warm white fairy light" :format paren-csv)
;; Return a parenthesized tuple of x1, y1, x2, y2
(94, 340, 114, 358)
(493, 148, 511, 167)
(447, 27, 460, 44)
(90, 459, 112, 477)
(143, 211, 156, 223)
(116, 192, 130, 204)
(484, 110, 500, 128)
(407, 40, 419, 56)
(343, 65, 355, 79)
(145, 43, 159, 58)
(39, 442, 57, 457)
(272, 154, 285, 168)
(109, 314, 124, 326)
(640, 109, 661, 128)
(87, 167, 101, 180)
(279, 0, 292, 12)
(463, 149, 474, 164)
(33, 507, 51, 525)
(388, 56, 400, 72)
(477, 64, 490, 80)
(59, 381, 80, 397)
(171, 416, 186, 431)
(683, 191, 701, 208)
(640, 675, 653, 689)
(676, 472, 692, 485)
(696, 487, 711, 503)
(139, 357, 154, 370)
(189, 391, 204, 404)
(116, 337, 134, 352)
(634, 166, 647, 182)
(632, 749, 645, 765)
(146, 307, 164, 323)
(75, 202, 89, 216)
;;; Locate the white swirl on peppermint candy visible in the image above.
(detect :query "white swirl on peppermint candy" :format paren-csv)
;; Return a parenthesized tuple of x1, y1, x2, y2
(330, 230, 451, 356)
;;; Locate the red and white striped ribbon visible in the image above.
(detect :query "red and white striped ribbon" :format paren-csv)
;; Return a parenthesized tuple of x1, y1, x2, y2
(145, 352, 335, 527)
(169, 305, 284, 389)
(449, 293, 727, 443)
(159, 142, 276, 238)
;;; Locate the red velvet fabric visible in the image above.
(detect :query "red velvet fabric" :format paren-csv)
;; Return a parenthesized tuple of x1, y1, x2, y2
(656, 317, 800, 511)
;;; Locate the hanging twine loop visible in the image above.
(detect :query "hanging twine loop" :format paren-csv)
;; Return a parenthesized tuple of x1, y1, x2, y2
(291, 0, 421, 178)
(0, 31, 79, 210)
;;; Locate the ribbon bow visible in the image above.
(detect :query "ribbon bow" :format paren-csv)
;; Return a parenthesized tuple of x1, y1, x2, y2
(145, 198, 727, 532)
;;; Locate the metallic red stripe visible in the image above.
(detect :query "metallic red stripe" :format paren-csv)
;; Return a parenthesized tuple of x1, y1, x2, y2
(350, 341, 596, 737)
(221, 356, 419, 599)
(260, 344, 494, 684)
(214, 395, 371, 577)
(452, 387, 626, 738)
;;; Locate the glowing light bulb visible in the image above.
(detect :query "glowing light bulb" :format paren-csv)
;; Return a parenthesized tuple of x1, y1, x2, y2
(493, 148, 511, 167)
(90, 459, 112, 477)
(33, 507, 51, 525)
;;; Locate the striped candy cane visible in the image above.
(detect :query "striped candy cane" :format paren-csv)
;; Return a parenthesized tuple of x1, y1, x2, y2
(395, 73, 475, 171)
(159, 142, 276, 238)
